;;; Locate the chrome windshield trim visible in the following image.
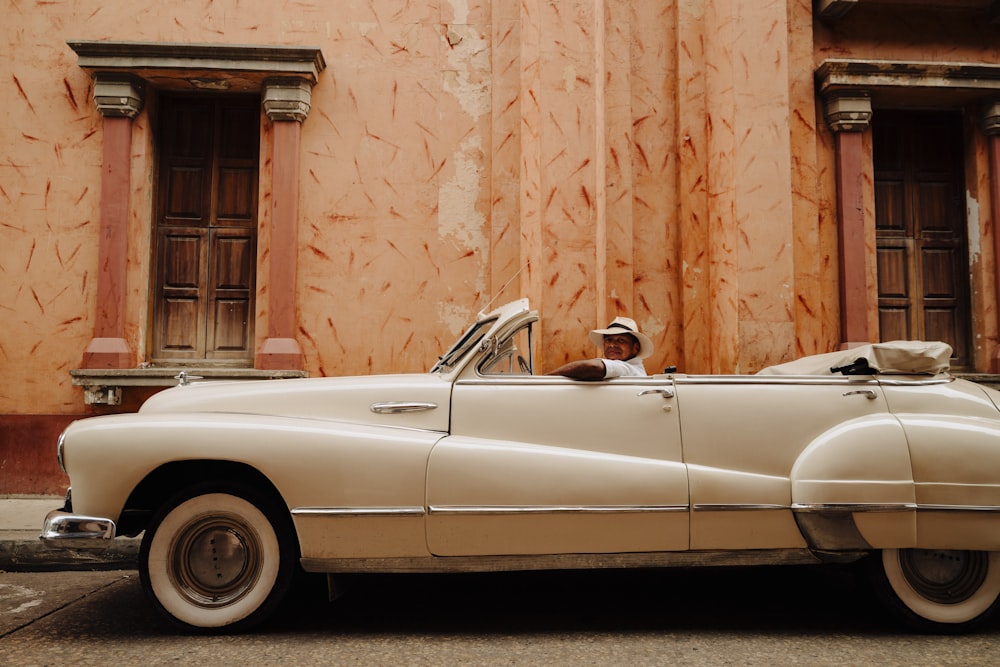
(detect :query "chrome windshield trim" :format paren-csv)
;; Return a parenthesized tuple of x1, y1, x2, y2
(428, 505, 689, 515)
(291, 506, 426, 518)
(792, 503, 918, 513)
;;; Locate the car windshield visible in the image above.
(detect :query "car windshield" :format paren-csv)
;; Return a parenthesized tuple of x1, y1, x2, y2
(431, 317, 498, 373)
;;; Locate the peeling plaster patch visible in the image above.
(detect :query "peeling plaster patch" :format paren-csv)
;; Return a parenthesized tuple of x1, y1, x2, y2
(440, 136, 487, 243)
(641, 317, 666, 340)
(357, 22, 377, 37)
(564, 64, 577, 92)
(442, 24, 489, 120)
(967, 191, 981, 264)
(438, 301, 472, 336)
(447, 0, 470, 24)
(440, 135, 488, 273)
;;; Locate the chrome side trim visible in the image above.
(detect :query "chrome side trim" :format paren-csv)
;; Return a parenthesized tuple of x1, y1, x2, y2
(40, 509, 116, 551)
(792, 503, 917, 513)
(878, 376, 955, 386)
(693, 504, 789, 512)
(917, 504, 1000, 513)
(292, 506, 426, 518)
(675, 375, 952, 387)
(676, 376, 879, 386)
(428, 505, 688, 515)
(369, 401, 438, 414)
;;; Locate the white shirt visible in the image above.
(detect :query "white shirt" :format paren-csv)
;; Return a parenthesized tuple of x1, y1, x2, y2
(602, 357, 647, 378)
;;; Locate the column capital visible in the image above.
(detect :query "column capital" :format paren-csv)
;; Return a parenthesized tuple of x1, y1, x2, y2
(823, 92, 872, 133)
(263, 77, 314, 123)
(983, 100, 1000, 135)
(92, 72, 144, 118)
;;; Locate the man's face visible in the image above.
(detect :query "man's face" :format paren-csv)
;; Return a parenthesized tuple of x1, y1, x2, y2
(603, 333, 640, 361)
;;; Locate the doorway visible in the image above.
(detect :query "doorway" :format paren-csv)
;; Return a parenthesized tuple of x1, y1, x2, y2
(873, 110, 970, 368)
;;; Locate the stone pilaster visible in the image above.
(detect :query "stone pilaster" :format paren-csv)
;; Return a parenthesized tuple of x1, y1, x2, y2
(824, 92, 874, 349)
(982, 101, 1000, 370)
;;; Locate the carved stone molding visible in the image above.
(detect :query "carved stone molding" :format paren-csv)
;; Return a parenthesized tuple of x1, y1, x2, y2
(68, 41, 326, 93)
(93, 73, 144, 118)
(823, 92, 872, 133)
(263, 78, 315, 123)
(984, 100, 1000, 135)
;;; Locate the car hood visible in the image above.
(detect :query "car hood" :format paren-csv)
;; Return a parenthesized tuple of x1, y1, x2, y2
(138, 373, 453, 433)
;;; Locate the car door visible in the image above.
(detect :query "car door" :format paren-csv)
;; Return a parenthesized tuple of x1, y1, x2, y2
(675, 374, 903, 550)
(425, 374, 686, 556)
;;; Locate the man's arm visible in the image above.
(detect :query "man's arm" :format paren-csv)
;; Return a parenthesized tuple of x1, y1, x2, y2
(545, 359, 607, 379)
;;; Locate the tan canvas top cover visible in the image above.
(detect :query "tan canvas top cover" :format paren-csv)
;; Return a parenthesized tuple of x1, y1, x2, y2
(756, 340, 953, 376)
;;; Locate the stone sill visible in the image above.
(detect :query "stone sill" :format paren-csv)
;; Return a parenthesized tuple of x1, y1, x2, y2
(70, 367, 308, 405)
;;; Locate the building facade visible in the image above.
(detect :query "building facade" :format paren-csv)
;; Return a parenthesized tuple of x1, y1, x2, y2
(3, 0, 1000, 493)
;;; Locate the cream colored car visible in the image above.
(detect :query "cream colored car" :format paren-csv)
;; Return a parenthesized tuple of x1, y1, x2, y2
(42, 299, 1000, 633)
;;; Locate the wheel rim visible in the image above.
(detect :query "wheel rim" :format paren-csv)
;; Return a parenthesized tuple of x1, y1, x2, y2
(897, 549, 988, 605)
(169, 513, 264, 608)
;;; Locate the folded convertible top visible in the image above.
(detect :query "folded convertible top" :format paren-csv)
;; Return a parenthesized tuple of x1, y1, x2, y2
(756, 340, 953, 376)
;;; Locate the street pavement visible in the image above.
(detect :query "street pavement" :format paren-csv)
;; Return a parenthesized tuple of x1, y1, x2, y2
(0, 496, 137, 571)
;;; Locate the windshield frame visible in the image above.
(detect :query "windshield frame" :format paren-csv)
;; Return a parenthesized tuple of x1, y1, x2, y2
(430, 316, 498, 373)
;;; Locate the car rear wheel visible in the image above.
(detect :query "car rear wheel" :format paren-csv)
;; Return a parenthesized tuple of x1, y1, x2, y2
(868, 548, 1000, 632)
(139, 483, 296, 632)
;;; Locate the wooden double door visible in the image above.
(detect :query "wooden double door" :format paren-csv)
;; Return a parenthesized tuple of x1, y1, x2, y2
(874, 110, 970, 368)
(152, 95, 260, 363)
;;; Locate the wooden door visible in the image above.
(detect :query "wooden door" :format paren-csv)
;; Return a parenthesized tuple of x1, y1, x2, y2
(152, 96, 259, 363)
(874, 111, 970, 368)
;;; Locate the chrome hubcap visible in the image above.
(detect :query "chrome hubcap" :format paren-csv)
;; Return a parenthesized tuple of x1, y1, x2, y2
(170, 514, 262, 608)
(899, 549, 987, 604)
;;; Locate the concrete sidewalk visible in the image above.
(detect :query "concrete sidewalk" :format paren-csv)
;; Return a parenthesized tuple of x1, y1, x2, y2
(0, 496, 138, 571)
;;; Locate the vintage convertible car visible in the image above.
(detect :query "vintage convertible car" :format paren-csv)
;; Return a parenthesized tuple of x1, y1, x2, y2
(41, 299, 1000, 633)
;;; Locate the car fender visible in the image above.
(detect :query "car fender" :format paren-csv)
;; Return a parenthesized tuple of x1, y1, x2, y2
(60, 412, 442, 559)
(898, 413, 1000, 550)
(790, 413, 916, 550)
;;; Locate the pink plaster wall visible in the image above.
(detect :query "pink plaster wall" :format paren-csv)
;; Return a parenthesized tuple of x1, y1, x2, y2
(3, 0, 1000, 435)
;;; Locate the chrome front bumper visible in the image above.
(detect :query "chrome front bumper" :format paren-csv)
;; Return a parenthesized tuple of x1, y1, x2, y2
(40, 509, 116, 551)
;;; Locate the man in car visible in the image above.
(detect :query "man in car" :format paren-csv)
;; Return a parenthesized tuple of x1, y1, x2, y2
(546, 316, 653, 379)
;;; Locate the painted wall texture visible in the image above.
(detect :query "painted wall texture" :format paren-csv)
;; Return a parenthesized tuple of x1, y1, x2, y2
(2, 0, 1000, 493)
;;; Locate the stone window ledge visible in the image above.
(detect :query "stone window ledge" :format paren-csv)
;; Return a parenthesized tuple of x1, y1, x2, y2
(70, 368, 308, 405)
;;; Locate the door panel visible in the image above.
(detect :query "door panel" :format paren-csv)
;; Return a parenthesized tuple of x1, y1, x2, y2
(427, 377, 687, 556)
(674, 377, 898, 549)
(152, 96, 259, 362)
(874, 111, 969, 367)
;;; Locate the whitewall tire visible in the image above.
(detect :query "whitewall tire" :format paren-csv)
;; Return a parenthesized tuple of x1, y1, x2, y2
(869, 548, 1000, 632)
(139, 484, 296, 631)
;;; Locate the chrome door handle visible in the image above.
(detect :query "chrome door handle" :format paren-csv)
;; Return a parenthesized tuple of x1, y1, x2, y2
(638, 388, 674, 399)
(370, 401, 438, 414)
(842, 389, 877, 400)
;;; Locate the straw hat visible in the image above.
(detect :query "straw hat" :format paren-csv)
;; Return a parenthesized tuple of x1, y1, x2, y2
(589, 316, 654, 360)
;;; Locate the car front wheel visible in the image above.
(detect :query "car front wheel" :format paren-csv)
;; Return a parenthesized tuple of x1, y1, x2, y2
(868, 548, 1000, 632)
(139, 483, 296, 632)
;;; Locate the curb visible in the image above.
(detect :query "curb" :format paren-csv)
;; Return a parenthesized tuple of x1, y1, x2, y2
(0, 537, 139, 572)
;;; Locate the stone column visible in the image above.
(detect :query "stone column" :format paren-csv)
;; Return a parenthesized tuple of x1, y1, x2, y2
(983, 101, 1000, 371)
(81, 73, 143, 369)
(255, 78, 314, 371)
(824, 92, 874, 348)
